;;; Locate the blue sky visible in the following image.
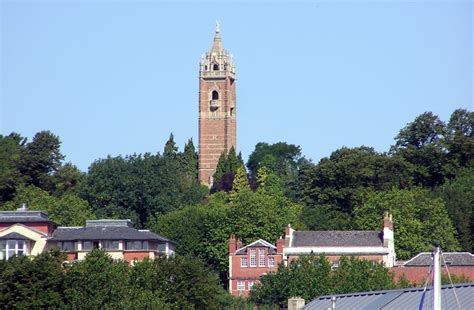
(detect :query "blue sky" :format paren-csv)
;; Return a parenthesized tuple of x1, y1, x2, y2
(1, 0, 472, 171)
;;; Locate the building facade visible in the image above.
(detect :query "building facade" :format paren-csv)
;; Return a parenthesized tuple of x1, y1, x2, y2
(0, 206, 174, 263)
(198, 22, 237, 186)
(228, 213, 395, 297)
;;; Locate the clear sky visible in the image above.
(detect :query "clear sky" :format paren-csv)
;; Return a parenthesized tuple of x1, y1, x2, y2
(1, 0, 472, 171)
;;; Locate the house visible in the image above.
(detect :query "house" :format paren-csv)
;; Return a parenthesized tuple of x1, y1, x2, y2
(303, 283, 474, 309)
(0, 205, 174, 263)
(391, 252, 474, 285)
(228, 213, 395, 297)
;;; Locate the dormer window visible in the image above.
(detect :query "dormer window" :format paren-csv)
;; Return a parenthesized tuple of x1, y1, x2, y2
(212, 91, 219, 100)
(213, 64, 219, 71)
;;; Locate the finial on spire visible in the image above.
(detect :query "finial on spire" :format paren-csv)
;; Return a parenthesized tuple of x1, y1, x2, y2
(215, 20, 220, 33)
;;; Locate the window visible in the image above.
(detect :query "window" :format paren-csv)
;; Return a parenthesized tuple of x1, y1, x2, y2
(0, 240, 28, 260)
(250, 249, 256, 267)
(213, 64, 219, 71)
(82, 241, 93, 251)
(259, 249, 266, 267)
(268, 256, 275, 267)
(59, 242, 75, 252)
(331, 261, 339, 270)
(237, 281, 245, 292)
(126, 241, 149, 250)
(241, 257, 248, 267)
(104, 241, 120, 250)
(212, 90, 219, 100)
(248, 281, 255, 291)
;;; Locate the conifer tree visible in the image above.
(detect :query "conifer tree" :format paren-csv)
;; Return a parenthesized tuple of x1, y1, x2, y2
(163, 133, 178, 158)
(230, 166, 250, 200)
(182, 138, 198, 179)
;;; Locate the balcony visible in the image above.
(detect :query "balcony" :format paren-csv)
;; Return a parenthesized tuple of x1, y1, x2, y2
(209, 100, 220, 110)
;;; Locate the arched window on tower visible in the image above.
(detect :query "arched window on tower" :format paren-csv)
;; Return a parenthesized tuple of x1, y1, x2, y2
(213, 64, 219, 71)
(212, 91, 219, 100)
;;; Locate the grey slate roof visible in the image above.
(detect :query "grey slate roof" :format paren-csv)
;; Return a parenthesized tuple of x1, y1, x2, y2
(235, 239, 277, 255)
(50, 226, 173, 243)
(0, 232, 34, 240)
(292, 231, 383, 247)
(304, 283, 474, 310)
(404, 252, 474, 266)
(0, 211, 52, 223)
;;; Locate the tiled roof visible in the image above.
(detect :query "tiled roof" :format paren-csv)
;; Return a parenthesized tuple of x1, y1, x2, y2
(0, 211, 52, 223)
(404, 252, 474, 266)
(50, 226, 173, 243)
(304, 283, 474, 310)
(235, 239, 277, 255)
(292, 231, 383, 247)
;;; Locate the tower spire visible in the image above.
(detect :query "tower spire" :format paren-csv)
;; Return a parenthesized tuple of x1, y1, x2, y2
(215, 20, 220, 33)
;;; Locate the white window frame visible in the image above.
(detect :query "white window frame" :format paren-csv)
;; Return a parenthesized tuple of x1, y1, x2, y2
(237, 280, 245, 292)
(259, 249, 266, 267)
(241, 257, 248, 267)
(250, 249, 256, 267)
(268, 256, 275, 267)
(0, 240, 28, 260)
(248, 281, 255, 291)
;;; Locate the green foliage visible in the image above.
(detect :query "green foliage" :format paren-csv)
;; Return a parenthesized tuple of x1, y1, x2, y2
(230, 165, 250, 199)
(182, 138, 199, 180)
(0, 249, 66, 309)
(0, 133, 25, 204)
(247, 142, 306, 200)
(249, 255, 395, 308)
(48, 163, 85, 197)
(391, 112, 448, 187)
(163, 132, 178, 158)
(299, 146, 413, 215)
(212, 147, 245, 193)
(150, 188, 303, 284)
(354, 188, 460, 259)
(300, 204, 353, 230)
(433, 166, 474, 252)
(80, 151, 206, 227)
(445, 109, 474, 170)
(4, 185, 95, 226)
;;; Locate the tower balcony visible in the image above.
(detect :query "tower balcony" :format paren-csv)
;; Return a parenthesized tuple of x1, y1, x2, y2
(201, 70, 235, 79)
(209, 100, 220, 110)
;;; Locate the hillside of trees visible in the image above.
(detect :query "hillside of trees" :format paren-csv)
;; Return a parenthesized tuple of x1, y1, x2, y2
(0, 108, 472, 307)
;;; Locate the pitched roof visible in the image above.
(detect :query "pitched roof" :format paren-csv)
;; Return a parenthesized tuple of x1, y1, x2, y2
(0, 211, 52, 223)
(404, 252, 474, 266)
(50, 226, 173, 243)
(235, 239, 277, 255)
(0, 232, 34, 240)
(304, 283, 474, 310)
(292, 231, 383, 247)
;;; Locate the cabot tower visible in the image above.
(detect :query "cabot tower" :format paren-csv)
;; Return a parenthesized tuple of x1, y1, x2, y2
(198, 22, 237, 186)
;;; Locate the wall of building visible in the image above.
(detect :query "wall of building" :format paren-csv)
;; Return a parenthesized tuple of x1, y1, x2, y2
(391, 266, 474, 285)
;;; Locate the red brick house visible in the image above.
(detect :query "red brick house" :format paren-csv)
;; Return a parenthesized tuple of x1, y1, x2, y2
(228, 213, 395, 297)
(0, 206, 174, 264)
(391, 252, 474, 285)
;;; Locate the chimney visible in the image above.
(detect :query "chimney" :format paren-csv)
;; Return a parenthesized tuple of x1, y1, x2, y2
(17, 203, 28, 211)
(236, 238, 242, 250)
(383, 211, 393, 231)
(382, 212, 396, 267)
(229, 234, 237, 254)
(277, 237, 285, 254)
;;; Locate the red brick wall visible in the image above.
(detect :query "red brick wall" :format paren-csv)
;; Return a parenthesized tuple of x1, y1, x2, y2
(123, 251, 151, 263)
(229, 247, 283, 297)
(0, 222, 54, 235)
(198, 73, 236, 186)
(287, 254, 384, 264)
(391, 266, 474, 285)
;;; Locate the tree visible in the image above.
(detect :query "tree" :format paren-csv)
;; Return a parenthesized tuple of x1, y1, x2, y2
(298, 146, 413, 217)
(150, 189, 303, 284)
(211, 147, 245, 193)
(49, 163, 85, 196)
(433, 166, 474, 252)
(182, 138, 199, 180)
(63, 249, 130, 309)
(230, 165, 250, 199)
(247, 142, 306, 200)
(4, 185, 95, 226)
(163, 132, 178, 158)
(19, 131, 65, 190)
(445, 108, 474, 171)
(354, 188, 460, 259)
(390, 112, 447, 187)
(0, 133, 26, 204)
(0, 249, 66, 309)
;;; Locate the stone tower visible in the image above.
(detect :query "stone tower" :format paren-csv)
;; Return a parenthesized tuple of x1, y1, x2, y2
(198, 22, 237, 186)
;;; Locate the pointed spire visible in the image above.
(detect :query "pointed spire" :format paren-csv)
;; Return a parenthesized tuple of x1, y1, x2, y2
(210, 20, 223, 53)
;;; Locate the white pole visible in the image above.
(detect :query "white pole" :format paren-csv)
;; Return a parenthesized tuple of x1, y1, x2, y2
(432, 246, 442, 310)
